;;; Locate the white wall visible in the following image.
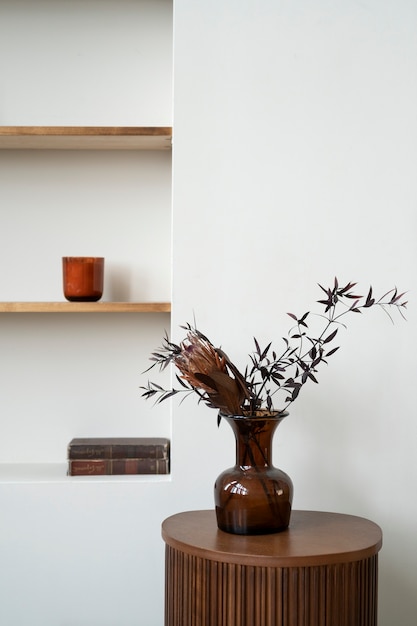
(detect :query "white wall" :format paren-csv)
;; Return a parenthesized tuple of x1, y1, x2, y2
(0, 0, 172, 125)
(0, 1, 416, 625)
(172, 1, 417, 626)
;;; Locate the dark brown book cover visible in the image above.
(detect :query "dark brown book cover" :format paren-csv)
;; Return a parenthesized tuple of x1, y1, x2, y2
(68, 457, 170, 476)
(67, 437, 170, 460)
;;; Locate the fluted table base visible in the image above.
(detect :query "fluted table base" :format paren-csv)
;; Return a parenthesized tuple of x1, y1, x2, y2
(162, 510, 382, 626)
(165, 548, 378, 626)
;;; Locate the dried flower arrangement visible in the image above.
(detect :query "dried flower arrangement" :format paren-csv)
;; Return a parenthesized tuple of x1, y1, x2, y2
(141, 279, 407, 419)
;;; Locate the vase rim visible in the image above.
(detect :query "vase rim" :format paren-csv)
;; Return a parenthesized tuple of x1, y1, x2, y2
(219, 410, 289, 420)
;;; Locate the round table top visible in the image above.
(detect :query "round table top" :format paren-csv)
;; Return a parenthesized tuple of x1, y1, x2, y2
(161, 509, 382, 567)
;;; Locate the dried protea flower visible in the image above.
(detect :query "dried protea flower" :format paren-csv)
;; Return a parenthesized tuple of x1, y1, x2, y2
(172, 328, 250, 415)
(142, 325, 249, 415)
(174, 329, 227, 391)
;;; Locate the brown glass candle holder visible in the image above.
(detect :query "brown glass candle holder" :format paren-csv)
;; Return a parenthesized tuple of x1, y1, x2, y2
(62, 257, 104, 302)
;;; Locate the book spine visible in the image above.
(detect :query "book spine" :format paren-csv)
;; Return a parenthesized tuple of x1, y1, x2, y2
(68, 443, 169, 460)
(68, 458, 170, 476)
(112, 458, 169, 474)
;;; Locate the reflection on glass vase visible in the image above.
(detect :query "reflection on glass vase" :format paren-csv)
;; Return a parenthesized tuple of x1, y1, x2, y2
(214, 412, 293, 535)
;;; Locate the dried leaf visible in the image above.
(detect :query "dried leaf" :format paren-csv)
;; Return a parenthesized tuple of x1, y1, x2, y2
(323, 329, 338, 344)
(325, 346, 340, 357)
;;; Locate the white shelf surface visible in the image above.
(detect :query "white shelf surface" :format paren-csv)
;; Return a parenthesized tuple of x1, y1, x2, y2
(0, 463, 171, 484)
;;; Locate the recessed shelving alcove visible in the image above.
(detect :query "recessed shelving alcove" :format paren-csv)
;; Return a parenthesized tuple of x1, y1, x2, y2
(1, 0, 174, 623)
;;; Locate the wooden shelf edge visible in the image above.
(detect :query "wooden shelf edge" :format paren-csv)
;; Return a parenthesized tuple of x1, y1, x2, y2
(0, 126, 172, 150)
(0, 302, 171, 313)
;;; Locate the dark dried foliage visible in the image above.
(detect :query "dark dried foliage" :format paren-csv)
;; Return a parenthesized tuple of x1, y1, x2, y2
(140, 279, 407, 417)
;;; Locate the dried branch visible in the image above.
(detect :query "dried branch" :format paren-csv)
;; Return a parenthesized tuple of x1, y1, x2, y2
(140, 279, 407, 416)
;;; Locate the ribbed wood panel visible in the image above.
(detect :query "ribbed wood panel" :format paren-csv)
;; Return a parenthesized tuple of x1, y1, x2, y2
(165, 546, 378, 626)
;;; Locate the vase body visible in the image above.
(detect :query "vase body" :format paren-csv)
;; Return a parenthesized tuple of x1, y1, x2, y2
(214, 413, 293, 535)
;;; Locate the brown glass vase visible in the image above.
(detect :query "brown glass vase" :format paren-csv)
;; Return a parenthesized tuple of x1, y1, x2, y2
(214, 412, 293, 535)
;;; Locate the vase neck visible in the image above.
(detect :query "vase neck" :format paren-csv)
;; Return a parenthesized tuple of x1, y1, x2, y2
(225, 416, 283, 469)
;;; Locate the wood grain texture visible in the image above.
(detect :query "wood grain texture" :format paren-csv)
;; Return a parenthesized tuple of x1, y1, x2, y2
(0, 302, 171, 313)
(0, 126, 172, 150)
(162, 510, 382, 567)
(162, 510, 382, 626)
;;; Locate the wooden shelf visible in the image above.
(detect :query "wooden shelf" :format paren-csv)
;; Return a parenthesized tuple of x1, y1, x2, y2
(0, 126, 172, 150)
(0, 302, 171, 313)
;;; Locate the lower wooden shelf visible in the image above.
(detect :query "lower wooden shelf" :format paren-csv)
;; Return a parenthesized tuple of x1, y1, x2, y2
(0, 302, 171, 313)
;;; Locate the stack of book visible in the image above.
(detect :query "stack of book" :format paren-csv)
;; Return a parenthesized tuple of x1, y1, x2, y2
(67, 437, 170, 476)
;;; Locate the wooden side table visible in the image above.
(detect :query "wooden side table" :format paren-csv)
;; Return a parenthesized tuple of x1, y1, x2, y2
(161, 510, 382, 626)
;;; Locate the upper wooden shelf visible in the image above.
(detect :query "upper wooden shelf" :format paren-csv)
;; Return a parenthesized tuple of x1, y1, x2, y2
(0, 126, 172, 150)
(0, 302, 171, 313)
